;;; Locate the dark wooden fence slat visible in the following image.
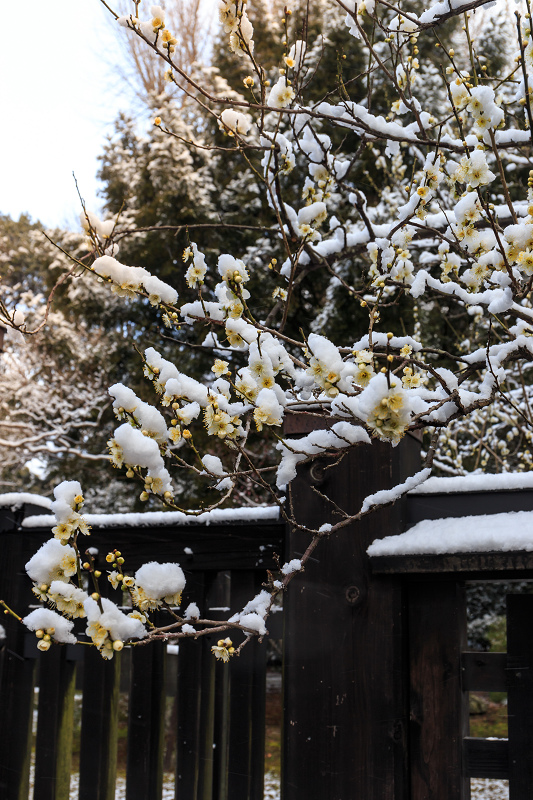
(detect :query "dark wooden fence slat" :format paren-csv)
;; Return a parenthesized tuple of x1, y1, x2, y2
(226, 572, 266, 800)
(56, 653, 77, 800)
(0, 529, 39, 800)
(126, 639, 166, 800)
(211, 573, 231, 800)
(33, 645, 77, 800)
(213, 653, 230, 800)
(461, 652, 507, 693)
(409, 580, 470, 800)
(197, 572, 231, 800)
(506, 594, 533, 799)
(249, 614, 267, 800)
(176, 635, 204, 798)
(79, 646, 121, 800)
(175, 571, 224, 800)
(176, 572, 206, 799)
(463, 737, 509, 779)
(0, 644, 36, 800)
(282, 439, 416, 800)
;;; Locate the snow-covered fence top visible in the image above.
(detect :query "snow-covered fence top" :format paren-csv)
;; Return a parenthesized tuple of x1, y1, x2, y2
(0, 493, 52, 511)
(20, 505, 280, 530)
(368, 509, 533, 557)
(408, 473, 533, 495)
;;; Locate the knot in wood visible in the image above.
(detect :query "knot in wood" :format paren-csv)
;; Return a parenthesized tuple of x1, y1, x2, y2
(345, 585, 361, 605)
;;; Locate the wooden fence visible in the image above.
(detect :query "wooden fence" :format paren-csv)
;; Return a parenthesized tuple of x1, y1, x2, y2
(0, 504, 284, 800)
(2, 438, 533, 799)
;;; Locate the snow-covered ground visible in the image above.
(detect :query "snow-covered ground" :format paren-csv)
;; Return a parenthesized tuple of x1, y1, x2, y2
(65, 772, 282, 798)
(62, 773, 508, 798)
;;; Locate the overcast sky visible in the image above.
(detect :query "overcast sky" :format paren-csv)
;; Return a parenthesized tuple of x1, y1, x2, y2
(0, 1, 133, 230)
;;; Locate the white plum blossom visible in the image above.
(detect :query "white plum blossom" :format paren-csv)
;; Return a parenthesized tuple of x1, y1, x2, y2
(267, 77, 295, 108)
(219, 109, 253, 135)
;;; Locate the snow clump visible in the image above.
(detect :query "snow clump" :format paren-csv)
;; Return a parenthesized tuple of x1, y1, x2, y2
(133, 562, 186, 610)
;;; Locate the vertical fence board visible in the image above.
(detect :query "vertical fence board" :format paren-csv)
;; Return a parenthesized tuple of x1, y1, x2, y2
(227, 571, 266, 800)
(79, 646, 121, 800)
(0, 529, 39, 800)
(506, 593, 533, 800)
(409, 580, 470, 800)
(213, 657, 230, 800)
(56, 654, 77, 800)
(34, 645, 63, 800)
(176, 635, 204, 798)
(197, 638, 216, 800)
(0, 645, 36, 800)
(126, 641, 166, 800)
(282, 439, 414, 800)
(212, 572, 231, 800)
(33, 646, 77, 800)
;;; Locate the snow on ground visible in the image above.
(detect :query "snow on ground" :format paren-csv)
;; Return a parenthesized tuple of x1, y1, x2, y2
(55, 770, 511, 798)
(368, 509, 533, 557)
(471, 780, 509, 799)
(65, 772, 282, 798)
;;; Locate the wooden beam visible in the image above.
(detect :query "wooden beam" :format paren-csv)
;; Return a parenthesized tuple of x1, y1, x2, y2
(282, 438, 419, 800)
(409, 580, 470, 800)
(15, 521, 285, 572)
(463, 738, 509, 779)
(461, 652, 507, 693)
(370, 551, 533, 578)
(406, 489, 533, 526)
(507, 594, 533, 798)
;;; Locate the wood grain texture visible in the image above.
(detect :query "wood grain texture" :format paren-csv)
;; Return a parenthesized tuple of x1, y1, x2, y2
(506, 594, 533, 800)
(282, 438, 419, 800)
(409, 580, 470, 800)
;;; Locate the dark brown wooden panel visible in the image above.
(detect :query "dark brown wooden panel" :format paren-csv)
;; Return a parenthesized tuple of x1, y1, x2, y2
(20, 521, 285, 572)
(79, 646, 121, 800)
(175, 572, 228, 800)
(282, 438, 417, 800)
(227, 572, 267, 800)
(34, 645, 77, 800)
(406, 490, 533, 526)
(409, 580, 470, 800)
(0, 527, 39, 800)
(126, 640, 166, 800)
(506, 594, 533, 799)
(461, 652, 507, 693)
(464, 737, 509, 779)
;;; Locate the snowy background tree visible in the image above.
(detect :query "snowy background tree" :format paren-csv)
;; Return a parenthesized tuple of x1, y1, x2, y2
(2, 0, 533, 659)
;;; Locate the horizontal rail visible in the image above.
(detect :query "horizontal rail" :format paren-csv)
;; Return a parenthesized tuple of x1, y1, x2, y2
(2, 521, 286, 572)
(406, 489, 533, 526)
(462, 652, 507, 693)
(464, 737, 509, 779)
(370, 550, 533, 578)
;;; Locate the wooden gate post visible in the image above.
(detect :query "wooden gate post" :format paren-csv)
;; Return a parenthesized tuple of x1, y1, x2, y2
(282, 435, 420, 800)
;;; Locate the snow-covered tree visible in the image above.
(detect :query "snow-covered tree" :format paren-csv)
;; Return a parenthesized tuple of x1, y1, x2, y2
(3, 0, 533, 657)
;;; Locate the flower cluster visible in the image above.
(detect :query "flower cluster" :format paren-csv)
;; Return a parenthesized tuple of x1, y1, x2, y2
(51, 481, 90, 543)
